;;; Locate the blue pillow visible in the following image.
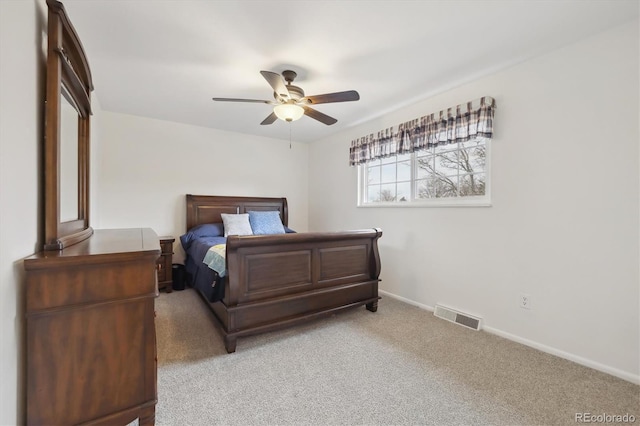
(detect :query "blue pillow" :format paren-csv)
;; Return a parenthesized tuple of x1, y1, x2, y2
(248, 211, 285, 235)
(180, 223, 224, 250)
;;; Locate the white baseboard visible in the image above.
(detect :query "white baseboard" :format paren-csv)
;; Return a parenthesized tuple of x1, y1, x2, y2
(378, 289, 640, 385)
(482, 326, 640, 385)
(379, 289, 435, 312)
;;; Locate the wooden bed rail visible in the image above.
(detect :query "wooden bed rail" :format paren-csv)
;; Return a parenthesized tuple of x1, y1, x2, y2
(226, 228, 383, 248)
(223, 228, 383, 318)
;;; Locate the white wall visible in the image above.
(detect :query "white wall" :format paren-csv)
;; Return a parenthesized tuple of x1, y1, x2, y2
(0, 3, 104, 422)
(0, 7, 635, 426)
(308, 21, 639, 383)
(0, 1, 45, 423)
(96, 112, 309, 261)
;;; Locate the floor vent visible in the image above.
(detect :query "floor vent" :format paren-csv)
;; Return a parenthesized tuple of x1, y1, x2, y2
(434, 304, 482, 331)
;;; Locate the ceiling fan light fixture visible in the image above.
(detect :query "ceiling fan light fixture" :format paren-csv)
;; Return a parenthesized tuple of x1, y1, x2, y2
(213, 70, 358, 126)
(274, 103, 304, 122)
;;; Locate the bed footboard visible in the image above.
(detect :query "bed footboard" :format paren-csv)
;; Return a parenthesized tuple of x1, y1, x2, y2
(214, 228, 382, 352)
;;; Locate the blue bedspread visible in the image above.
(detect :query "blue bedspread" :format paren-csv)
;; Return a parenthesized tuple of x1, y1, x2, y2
(181, 226, 296, 302)
(183, 236, 226, 301)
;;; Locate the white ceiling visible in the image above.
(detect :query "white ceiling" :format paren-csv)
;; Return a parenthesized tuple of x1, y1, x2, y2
(63, 0, 638, 143)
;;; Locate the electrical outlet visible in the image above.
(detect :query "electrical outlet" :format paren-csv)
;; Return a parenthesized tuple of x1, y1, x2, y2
(519, 293, 531, 310)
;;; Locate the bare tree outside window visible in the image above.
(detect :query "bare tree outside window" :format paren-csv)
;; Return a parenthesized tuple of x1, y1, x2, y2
(416, 140, 486, 199)
(365, 154, 412, 203)
(362, 138, 488, 204)
(379, 189, 396, 202)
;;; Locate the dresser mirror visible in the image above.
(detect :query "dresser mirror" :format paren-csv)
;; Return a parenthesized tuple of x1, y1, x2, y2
(43, 0, 93, 250)
(59, 87, 79, 222)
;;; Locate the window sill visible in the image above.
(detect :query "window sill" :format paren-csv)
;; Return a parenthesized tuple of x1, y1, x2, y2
(357, 197, 492, 208)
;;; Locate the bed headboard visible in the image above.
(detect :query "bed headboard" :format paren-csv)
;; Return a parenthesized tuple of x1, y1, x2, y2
(186, 194, 289, 231)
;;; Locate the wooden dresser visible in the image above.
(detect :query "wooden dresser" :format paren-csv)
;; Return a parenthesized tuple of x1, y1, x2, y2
(24, 228, 160, 426)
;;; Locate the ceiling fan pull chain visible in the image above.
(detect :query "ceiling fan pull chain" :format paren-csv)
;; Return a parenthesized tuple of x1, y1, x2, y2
(289, 122, 292, 149)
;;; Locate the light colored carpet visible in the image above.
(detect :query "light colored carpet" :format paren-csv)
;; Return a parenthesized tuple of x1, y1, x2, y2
(154, 289, 639, 425)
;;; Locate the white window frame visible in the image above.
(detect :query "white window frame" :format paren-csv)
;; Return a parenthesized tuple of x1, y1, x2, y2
(357, 139, 491, 208)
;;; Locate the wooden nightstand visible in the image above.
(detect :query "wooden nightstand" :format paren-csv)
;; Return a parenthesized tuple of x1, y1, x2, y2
(157, 236, 175, 292)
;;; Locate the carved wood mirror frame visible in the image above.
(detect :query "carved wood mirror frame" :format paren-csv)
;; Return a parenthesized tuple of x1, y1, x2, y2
(44, 0, 93, 250)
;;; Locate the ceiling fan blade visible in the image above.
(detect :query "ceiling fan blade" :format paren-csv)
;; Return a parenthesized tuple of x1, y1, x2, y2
(260, 112, 278, 125)
(212, 97, 274, 104)
(302, 106, 337, 125)
(260, 71, 290, 100)
(303, 90, 360, 105)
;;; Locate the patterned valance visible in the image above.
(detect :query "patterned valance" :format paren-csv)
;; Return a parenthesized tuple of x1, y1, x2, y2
(349, 96, 496, 166)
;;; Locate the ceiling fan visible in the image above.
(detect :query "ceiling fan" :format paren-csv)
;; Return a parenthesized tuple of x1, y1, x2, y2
(212, 70, 360, 126)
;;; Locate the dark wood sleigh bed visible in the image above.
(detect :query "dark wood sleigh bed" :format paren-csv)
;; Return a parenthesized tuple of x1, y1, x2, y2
(184, 194, 382, 353)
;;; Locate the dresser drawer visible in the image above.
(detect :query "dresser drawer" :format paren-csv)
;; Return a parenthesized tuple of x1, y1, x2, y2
(157, 237, 175, 292)
(157, 256, 168, 282)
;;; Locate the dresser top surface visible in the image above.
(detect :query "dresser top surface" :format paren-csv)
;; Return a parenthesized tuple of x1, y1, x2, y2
(25, 228, 160, 266)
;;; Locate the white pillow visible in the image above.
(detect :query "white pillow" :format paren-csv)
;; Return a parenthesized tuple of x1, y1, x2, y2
(220, 213, 253, 237)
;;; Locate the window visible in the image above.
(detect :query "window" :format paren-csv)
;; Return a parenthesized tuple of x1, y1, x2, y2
(351, 96, 496, 206)
(359, 137, 490, 206)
